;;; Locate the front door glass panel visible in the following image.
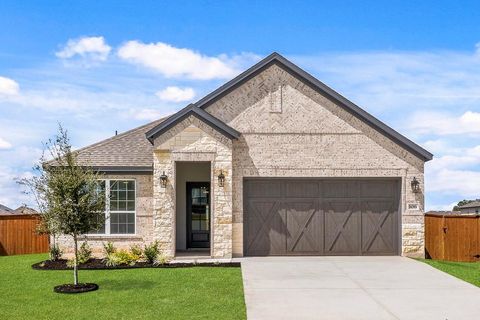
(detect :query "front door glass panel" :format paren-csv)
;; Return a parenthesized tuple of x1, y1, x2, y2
(187, 182, 210, 248)
(191, 186, 209, 232)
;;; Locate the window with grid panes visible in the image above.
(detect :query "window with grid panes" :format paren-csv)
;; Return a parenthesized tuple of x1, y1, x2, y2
(89, 179, 136, 235)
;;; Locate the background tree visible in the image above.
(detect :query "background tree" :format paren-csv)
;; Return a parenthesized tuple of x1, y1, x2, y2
(19, 125, 105, 285)
(453, 199, 480, 211)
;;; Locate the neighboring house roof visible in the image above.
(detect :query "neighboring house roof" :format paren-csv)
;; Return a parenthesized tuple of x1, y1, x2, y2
(457, 201, 480, 209)
(194, 52, 433, 161)
(425, 210, 461, 216)
(146, 104, 241, 143)
(14, 205, 38, 215)
(0, 204, 12, 212)
(72, 117, 167, 172)
(0, 205, 38, 216)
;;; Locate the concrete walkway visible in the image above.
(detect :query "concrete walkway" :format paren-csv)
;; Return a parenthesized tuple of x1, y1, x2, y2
(240, 256, 480, 320)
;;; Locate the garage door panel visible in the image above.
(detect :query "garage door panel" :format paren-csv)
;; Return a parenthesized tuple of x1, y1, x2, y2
(286, 201, 321, 254)
(285, 181, 319, 198)
(245, 201, 286, 255)
(322, 180, 358, 198)
(245, 201, 275, 237)
(361, 201, 398, 255)
(245, 181, 283, 198)
(360, 180, 396, 198)
(243, 179, 400, 256)
(324, 202, 361, 255)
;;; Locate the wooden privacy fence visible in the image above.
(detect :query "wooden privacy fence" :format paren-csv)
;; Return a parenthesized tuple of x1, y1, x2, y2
(425, 213, 480, 262)
(0, 214, 49, 255)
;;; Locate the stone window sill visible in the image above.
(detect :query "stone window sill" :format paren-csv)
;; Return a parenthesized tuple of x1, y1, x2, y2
(80, 235, 143, 241)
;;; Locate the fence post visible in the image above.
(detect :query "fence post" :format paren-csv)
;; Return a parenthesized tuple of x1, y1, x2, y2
(441, 214, 446, 260)
(477, 215, 480, 261)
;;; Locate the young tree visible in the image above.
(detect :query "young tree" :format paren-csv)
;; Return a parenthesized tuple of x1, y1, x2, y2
(19, 125, 105, 286)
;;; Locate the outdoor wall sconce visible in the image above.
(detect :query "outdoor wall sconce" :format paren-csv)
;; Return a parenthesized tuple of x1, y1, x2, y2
(160, 171, 168, 188)
(218, 170, 225, 187)
(411, 177, 420, 193)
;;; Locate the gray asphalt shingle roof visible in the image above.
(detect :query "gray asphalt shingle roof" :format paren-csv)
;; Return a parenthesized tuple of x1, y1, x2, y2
(0, 204, 12, 212)
(457, 201, 480, 209)
(74, 117, 166, 170)
(0, 205, 38, 216)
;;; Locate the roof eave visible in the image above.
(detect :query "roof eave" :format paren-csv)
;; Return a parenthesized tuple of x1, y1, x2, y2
(92, 166, 153, 173)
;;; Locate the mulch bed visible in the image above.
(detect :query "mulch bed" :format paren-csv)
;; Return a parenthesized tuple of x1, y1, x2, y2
(54, 283, 99, 294)
(32, 259, 240, 270)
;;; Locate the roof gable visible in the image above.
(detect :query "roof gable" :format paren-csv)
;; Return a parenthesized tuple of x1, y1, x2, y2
(194, 52, 433, 161)
(145, 104, 240, 143)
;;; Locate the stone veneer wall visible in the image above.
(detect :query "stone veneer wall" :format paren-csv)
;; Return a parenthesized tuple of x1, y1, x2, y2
(56, 173, 154, 257)
(204, 63, 425, 257)
(152, 118, 233, 258)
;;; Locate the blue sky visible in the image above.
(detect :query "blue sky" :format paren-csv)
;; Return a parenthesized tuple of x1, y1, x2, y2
(1, 1, 479, 210)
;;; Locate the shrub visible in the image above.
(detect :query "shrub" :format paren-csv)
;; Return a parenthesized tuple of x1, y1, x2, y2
(130, 244, 143, 258)
(78, 242, 92, 264)
(66, 259, 75, 268)
(105, 250, 139, 267)
(143, 241, 160, 264)
(103, 241, 116, 256)
(154, 254, 171, 266)
(104, 254, 120, 267)
(49, 245, 62, 261)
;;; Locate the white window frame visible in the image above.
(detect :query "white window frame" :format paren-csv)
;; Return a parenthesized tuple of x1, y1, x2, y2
(88, 178, 136, 236)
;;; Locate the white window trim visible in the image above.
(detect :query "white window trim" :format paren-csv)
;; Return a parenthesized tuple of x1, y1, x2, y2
(86, 178, 136, 236)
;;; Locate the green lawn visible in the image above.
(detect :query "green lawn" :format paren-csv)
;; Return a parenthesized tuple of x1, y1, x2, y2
(0, 254, 246, 320)
(419, 259, 480, 287)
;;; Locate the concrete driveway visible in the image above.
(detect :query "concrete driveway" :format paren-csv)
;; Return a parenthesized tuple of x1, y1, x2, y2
(240, 256, 480, 319)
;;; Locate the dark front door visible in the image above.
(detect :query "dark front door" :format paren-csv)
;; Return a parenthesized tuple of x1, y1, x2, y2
(243, 178, 400, 256)
(187, 182, 210, 248)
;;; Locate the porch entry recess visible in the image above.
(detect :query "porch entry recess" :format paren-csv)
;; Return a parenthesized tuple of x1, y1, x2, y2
(186, 182, 211, 248)
(243, 178, 401, 256)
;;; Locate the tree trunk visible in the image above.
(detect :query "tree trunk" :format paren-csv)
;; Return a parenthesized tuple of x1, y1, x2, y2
(73, 235, 79, 285)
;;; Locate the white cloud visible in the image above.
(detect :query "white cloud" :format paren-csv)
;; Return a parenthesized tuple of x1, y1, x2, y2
(56, 36, 111, 62)
(155, 86, 195, 102)
(422, 140, 451, 155)
(409, 111, 480, 136)
(0, 137, 12, 150)
(0, 76, 20, 96)
(117, 41, 257, 79)
(0, 165, 36, 209)
(425, 144, 480, 197)
(426, 168, 480, 197)
(2, 86, 160, 115)
(0, 146, 43, 209)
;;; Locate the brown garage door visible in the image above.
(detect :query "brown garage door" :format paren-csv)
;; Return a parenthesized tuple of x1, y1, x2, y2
(244, 178, 400, 256)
